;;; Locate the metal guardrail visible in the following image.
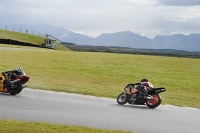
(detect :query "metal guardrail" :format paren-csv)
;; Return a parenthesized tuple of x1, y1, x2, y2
(0, 38, 45, 48)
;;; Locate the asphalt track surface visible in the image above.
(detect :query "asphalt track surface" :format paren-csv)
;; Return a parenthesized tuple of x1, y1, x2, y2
(0, 88, 199, 133)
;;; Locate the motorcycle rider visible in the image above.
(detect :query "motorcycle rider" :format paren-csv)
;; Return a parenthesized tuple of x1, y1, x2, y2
(125, 78, 153, 101)
(2, 67, 24, 81)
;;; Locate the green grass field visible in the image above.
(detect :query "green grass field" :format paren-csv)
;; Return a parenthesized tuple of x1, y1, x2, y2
(0, 120, 131, 133)
(0, 46, 199, 108)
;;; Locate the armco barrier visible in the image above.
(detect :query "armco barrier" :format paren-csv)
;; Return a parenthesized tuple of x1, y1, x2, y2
(0, 38, 46, 48)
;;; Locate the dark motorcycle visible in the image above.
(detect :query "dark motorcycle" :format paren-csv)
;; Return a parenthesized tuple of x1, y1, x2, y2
(0, 67, 30, 95)
(117, 83, 166, 109)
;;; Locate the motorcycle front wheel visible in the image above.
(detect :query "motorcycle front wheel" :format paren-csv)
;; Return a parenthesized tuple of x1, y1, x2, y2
(8, 82, 23, 95)
(146, 94, 161, 109)
(117, 92, 129, 105)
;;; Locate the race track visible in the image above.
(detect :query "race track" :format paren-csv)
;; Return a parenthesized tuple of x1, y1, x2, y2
(0, 88, 199, 133)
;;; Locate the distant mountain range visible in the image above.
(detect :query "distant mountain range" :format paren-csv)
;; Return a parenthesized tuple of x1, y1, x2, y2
(1, 23, 200, 52)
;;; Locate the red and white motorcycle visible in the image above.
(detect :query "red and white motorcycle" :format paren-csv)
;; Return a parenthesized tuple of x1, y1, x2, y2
(117, 81, 166, 109)
(0, 67, 30, 95)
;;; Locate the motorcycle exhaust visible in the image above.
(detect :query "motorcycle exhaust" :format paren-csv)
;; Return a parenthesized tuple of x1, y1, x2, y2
(146, 97, 152, 100)
(146, 96, 154, 100)
(10, 79, 21, 84)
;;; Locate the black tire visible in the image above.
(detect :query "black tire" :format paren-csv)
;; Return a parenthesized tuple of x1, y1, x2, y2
(146, 94, 162, 109)
(117, 92, 129, 105)
(8, 82, 23, 95)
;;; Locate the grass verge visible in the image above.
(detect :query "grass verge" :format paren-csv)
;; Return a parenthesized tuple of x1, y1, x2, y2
(0, 120, 132, 133)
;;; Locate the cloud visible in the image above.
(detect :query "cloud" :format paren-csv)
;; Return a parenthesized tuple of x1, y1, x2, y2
(0, 0, 200, 38)
(127, 0, 148, 4)
(151, 16, 200, 36)
(157, 0, 200, 6)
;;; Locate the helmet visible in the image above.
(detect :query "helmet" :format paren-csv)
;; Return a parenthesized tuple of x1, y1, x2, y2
(15, 67, 22, 71)
(141, 78, 148, 82)
(15, 67, 25, 75)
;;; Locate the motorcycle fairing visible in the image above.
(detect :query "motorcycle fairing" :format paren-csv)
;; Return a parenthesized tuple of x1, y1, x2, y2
(0, 74, 5, 91)
(148, 88, 166, 95)
(13, 75, 29, 84)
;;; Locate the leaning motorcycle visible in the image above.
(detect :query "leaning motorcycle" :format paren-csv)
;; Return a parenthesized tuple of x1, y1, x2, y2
(117, 83, 166, 109)
(0, 67, 30, 95)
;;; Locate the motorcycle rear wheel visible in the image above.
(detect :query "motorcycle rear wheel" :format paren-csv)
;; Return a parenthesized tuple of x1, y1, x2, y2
(146, 94, 161, 109)
(8, 82, 23, 95)
(117, 92, 129, 105)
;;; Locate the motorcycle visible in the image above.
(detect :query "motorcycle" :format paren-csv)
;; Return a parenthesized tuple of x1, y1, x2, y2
(0, 67, 30, 95)
(117, 82, 166, 109)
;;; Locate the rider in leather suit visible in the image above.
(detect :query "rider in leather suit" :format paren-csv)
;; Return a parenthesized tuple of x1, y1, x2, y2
(125, 78, 153, 101)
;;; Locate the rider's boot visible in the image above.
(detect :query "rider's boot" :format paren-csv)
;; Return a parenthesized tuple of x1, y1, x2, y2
(142, 89, 154, 101)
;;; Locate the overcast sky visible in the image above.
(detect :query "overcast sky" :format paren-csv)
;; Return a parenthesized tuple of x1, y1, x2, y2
(1, 0, 200, 38)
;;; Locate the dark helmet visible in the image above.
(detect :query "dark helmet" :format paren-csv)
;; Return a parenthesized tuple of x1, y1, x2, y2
(141, 78, 148, 82)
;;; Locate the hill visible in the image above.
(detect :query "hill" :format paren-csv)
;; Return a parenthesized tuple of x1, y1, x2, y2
(94, 31, 153, 48)
(153, 34, 200, 51)
(1, 24, 200, 52)
(0, 29, 44, 45)
(0, 29, 69, 51)
(1, 28, 199, 58)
